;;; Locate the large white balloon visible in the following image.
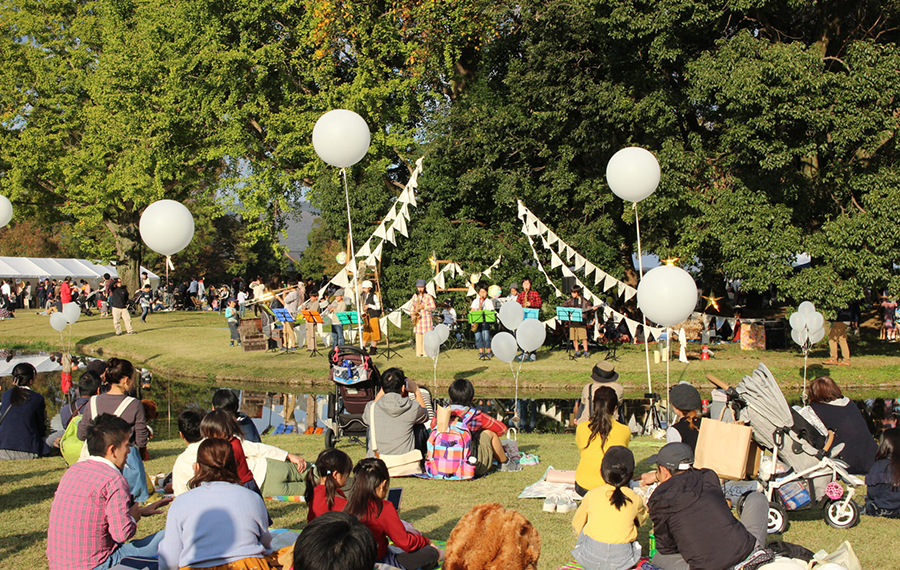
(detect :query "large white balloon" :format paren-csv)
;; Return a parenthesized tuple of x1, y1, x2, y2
(809, 327, 825, 344)
(605, 147, 661, 203)
(49, 312, 68, 331)
(312, 109, 371, 168)
(423, 330, 441, 358)
(62, 302, 81, 324)
(0, 195, 12, 228)
(806, 311, 825, 333)
(636, 265, 698, 327)
(798, 301, 816, 315)
(499, 301, 525, 331)
(140, 200, 195, 256)
(491, 332, 518, 363)
(791, 328, 805, 347)
(516, 319, 546, 352)
(789, 312, 807, 331)
(433, 323, 450, 344)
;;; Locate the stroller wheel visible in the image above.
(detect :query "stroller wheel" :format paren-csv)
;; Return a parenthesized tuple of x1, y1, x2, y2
(767, 502, 789, 534)
(823, 498, 860, 529)
(324, 428, 336, 449)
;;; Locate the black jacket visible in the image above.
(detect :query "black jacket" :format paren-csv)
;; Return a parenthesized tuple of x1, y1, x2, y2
(649, 468, 756, 570)
(0, 388, 49, 456)
(810, 400, 877, 474)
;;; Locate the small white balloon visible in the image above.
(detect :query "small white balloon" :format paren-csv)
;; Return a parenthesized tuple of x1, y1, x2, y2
(791, 328, 805, 347)
(491, 332, 518, 363)
(516, 319, 546, 352)
(140, 200, 195, 256)
(806, 311, 825, 332)
(423, 330, 441, 358)
(50, 312, 68, 331)
(605, 147, 661, 203)
(499, 301, 525, 331)
(433, 323, 450, 344)
(312, 109, 371, 168)
(636, 265, 698, 327)
(798, 301, 816, 315)
(789, 312, 807, 331)
(62, 302, 81, 324)
(809, 327, 825, 344)
(0, 195, 12, 228)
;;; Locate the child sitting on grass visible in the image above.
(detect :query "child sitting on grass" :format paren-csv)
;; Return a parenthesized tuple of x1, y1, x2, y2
(571, 446, 647, 570)
(866, 428, 900, 518)
(345, 458, 442, 570)
(225, 298, 241, 347)
(304, 448, 353, 522)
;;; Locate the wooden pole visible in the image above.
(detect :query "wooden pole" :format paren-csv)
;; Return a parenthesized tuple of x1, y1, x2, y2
(374, 261, 391, 352)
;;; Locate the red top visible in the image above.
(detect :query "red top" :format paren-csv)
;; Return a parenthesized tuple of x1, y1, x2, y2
(60, 281, 72, 304)
(307, 485, 348, 522)
(360, 499, 430, 560)
(229, 437, 254, 484)
(516, 289, 542, 309)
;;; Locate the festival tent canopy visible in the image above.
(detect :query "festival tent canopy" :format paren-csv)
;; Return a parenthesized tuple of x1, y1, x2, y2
(0, 256, 160, 287)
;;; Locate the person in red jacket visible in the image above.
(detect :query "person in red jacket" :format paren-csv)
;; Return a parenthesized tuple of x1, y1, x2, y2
(60, 276, 73, 304)
(345, 458, 442, 570)
(304, 448, 352, 522)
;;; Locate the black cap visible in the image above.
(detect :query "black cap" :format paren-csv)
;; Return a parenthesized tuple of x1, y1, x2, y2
(669, 383, 701, 412)
(647, 442, 694, 471)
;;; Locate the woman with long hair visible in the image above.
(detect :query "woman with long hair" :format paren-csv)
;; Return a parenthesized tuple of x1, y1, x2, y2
(0, 363, 51, 459)
(158, 439, 279, 570)
(76, 357, 150, 501)
(803, 376, 877, 474)
(574, 386, 630, 497)
(865, 428, 900, 519)
(345, 458, 441, 570)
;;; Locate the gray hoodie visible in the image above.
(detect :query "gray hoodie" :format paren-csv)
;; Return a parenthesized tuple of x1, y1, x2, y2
(362, 392, 427, 457)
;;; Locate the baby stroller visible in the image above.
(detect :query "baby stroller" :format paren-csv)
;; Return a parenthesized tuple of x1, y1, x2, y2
(323, 345, 381, 449)
(709, 364, 864, 533)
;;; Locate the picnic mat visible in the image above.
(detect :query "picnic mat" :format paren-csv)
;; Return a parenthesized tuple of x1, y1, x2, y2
(518, 466, 580, 502)
(265, 496, 306, 502)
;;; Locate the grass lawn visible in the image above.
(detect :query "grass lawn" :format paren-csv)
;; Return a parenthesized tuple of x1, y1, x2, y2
(0, 433, 896, 569)
(1, 309, 899, 397)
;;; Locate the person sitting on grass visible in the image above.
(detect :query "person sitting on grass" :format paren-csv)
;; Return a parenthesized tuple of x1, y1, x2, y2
(865, 428, 900, 519)
(158, 438, 280, 570)
(304, 448, 353, 521)
(574, 386, 630, 497)
(437, 378, 520, 473)
(0, 362, 53, 460)
(47, 414, 171, 570)
(345, 458, 442, 570)
(171, 409, 206, 496)
(363, 368, 428, 459)
(292, 511, 377, 570)
(212, 388, 262, 443)
(571, 446, 647, 570)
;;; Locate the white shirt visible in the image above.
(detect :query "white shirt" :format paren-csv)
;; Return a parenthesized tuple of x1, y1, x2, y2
(171, 439, 288, 496)
(237, 291, 248, 305)
(0, 283, 10, 297)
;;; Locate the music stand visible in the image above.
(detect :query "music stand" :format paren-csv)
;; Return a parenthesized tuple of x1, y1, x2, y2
(523, 308, 540, 320)
(301, 310, 324, 357)
(376, 312, 402, 361)
(468, 311, 497, 360)
(272, 309, 297, 353)
(556, 307, 583, 359)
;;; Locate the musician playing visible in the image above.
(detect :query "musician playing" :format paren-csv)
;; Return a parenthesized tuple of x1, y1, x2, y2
(304, 291, 320, 351)
(470, 285, 496, 360)
(324, 289, 347, 347)
(276, 279, 300, 351)
(360, 280, 382, 355)
(563, 285, 595, 358)
(409, 279, 435, 357)
(516, 277, 542, 360)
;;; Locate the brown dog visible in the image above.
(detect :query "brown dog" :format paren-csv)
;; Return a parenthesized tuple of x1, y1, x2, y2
(443, 503, 541, 570)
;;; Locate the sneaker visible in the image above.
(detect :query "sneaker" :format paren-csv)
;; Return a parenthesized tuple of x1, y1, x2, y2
(543, 494, 557, 513)
(573, 351, 581, 358)
(127, 331, 135, 335)
(734, 549, 774, 570)
(501, 457, 522, 472)
(557, 495, 577, 513)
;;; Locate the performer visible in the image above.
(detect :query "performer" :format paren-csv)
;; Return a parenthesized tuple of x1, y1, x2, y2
(276, 279, 300, 351)
(323, 289, 347, 347)
(303, 291, 321, 351)
(505, 283, 520, 305)
(409, 279, 436, 357)
(563, 285, 599, 358)
(470, 286, 496, 360)
(360, 280, 382, 354)
(516, 278, 542, 310)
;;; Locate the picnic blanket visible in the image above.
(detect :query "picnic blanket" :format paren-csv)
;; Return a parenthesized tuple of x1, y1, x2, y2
(518, 466, 581, 502)
(266, 495, 306, 502)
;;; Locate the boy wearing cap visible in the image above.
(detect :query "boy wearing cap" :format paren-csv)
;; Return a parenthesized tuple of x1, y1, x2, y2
(647, 443, 769, 570)
(573, 361, 625, 424)
(325, 290, 347, 347)
(360, 280, 382, 354)
(408, 280, 435, 357)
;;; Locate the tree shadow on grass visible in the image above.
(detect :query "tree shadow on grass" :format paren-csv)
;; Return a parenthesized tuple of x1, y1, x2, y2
(0, 466, 63, 486)
(453, 367, 488, 379)
(0, 530, 47, 563)
(0, 482, 58, 511)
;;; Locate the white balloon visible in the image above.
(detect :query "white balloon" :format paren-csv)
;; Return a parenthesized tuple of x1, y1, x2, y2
(491, 332, 518, 363)
(62, 302, 81, 324)
(0, 195, 12, 228)
(806, 311, 825, 332)
(423, 330, 441, 358)
(789, 312, 807, 331)
(516, 318, 546, 352)
(605, 147, 661, 203)
(636, 265, 698, 327)
(499, 301, 525, 331)
(312, 109, 371, 168)
(140, 200, 195, 256)
(798, 301, 816, 315)
(50, 312, 68, 331)
(809, 327, 825, 344)
(791, 328, 805, 347)
(433, 323, 450, 344)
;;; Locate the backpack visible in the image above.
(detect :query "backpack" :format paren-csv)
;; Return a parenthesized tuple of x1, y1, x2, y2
(59, 400, 88, 466)
(425, 407, 477, 479)
(72, 396, 137, 464)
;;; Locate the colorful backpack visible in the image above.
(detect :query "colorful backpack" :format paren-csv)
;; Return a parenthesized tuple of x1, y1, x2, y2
(425, 407, 477, 479)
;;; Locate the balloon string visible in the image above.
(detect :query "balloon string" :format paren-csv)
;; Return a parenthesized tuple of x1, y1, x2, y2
(341, 167, 364, 349)
(635, 204, 653, 396)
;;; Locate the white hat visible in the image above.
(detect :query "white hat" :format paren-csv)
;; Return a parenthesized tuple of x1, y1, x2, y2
(361, 280, 373, 289)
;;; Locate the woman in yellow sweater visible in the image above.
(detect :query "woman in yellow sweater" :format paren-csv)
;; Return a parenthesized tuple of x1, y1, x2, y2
(572, 446, 648, 570)
(574, 386, 631, 496)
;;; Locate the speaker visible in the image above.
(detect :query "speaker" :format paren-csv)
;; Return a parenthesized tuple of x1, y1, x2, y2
(562, 276, 576, 295)
(764, 320, 787, 350)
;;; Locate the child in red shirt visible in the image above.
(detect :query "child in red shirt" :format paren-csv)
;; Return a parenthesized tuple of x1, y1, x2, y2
(345, 458, 442, 570)
(304, 448, 352, 522)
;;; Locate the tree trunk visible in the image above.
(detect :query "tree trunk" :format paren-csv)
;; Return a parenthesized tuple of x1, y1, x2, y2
(106, 220, 144, 294)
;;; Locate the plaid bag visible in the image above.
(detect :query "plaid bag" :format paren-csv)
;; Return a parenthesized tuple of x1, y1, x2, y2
(425, 407, 477, 479)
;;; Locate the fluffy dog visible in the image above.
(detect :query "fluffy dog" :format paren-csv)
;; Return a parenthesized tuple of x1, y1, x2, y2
(443, 503, 541, 570)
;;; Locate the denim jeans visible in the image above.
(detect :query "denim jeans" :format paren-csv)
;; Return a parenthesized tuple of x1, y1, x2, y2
(140, 306, 149, 321)
(571, 533, 640, 570)
(474, 325, 491, 349)
(123, 445, 150, 504)
(92, 531, 164, 569)
(332, 325, 345, 347)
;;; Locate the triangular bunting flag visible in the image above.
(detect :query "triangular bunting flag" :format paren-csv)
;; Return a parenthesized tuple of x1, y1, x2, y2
(373, 223, 387, 240)
(623, 286, 637, 302)
(383, 204, 398, 223)
(517, 200, 526, 219)
(594, 269, 606, 286)
(399, 202, 410, 221)
(372, 241, 383, 260)
(550, 252, 563, 270)
(332, 269, 350, 288)
(574, 255, 585, 271)
(380, 316, 389, 335)
(536, 221, 547, 235)
(565, 246, 575, 262)
(625, 318, 639, 338)
(426, 281, 436, 297)
(434, 272, 445, 289)
(561, 265, 575, 277)
(394, 214, 408, 238)
(603, 274, 617, 292)
(617, 282, 626, 298)
(397, 187, 412, 205)
(388, 310, 403, 329)
(584, 261, 596, 278)
(545, 317, 558, 330)
(356, 241, 372, 259)
(467, 284, 477, 296)
(547, 231, 559, 246)
(385, 225, 396, 245)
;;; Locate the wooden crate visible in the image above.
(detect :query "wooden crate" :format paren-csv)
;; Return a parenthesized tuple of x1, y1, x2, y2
(242, 337, 267, 352)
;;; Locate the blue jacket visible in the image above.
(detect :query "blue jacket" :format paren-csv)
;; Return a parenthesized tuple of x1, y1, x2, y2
(0, 388, 50, 456)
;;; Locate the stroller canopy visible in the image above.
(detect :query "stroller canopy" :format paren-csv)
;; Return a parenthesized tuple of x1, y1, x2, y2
(735, 363, 794, 450)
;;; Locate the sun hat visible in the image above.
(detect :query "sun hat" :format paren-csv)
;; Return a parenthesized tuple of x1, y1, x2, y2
(334, 289, 345, 296)
(590, 361, 619, 384)
(361, 280, 373, 289)
(415, 279, 427, 287)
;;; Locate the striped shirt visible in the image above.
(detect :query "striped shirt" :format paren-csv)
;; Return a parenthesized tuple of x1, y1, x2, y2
(47, 458, 135, 570)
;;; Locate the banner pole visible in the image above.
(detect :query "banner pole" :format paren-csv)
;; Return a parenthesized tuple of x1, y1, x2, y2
(635, 204, 652, 395)
(341, 168, 365, 348)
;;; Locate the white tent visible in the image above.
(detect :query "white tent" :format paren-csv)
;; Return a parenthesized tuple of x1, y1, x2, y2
(0, 257, 160, 288)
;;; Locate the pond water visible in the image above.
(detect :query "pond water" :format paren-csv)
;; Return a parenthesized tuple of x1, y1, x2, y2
(2, 350, 898, 438)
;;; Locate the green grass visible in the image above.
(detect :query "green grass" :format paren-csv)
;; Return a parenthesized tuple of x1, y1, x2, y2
(2, 309, 900, 397)
(1, 433, 896, 569)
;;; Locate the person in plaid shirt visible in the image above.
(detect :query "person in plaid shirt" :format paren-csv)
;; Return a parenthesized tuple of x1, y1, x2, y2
(47, 414, 171, 570)
(432, 379, 521, 474)
(408, 279, 436, 357)
(516, 278, 543, 360)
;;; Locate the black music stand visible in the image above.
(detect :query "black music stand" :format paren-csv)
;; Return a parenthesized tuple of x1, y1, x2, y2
(376, 311, 402, 361)
(556, 306, 583, 360)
